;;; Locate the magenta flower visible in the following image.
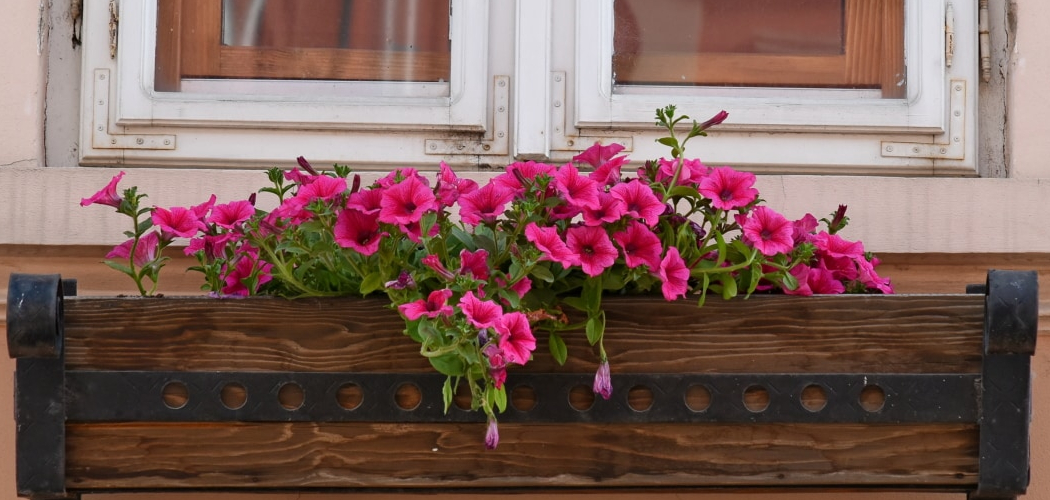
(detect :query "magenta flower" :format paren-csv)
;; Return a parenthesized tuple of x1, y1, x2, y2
(792, 213, 819, 245)
(379, 176, 437, 226)
(222, 251, 273, 297)
(190, 194, 217, 223)
(493, 161, 557, 192)
(593, 359, 612, 400)
(436, 161, 479, 207)
(106, 231, 159, 267)
(610, 180, 665, 228)
(494, 312, 536, 365)
(399, 219, 440, 244)
(613, 221, 663, 270)
(657, 246, 690, 300)
(857, 257, 894, 294)
(459, 249, 490, 281)
(742, 206, 795, 256)
(582, 192, 626, 227)
(698, 167, 758, 211)
(460, 291, 503, 329)
(573, 141, 625, 168)
(377, 168, 424, 189)
(347, 188, 384, 214)
(802, 262, 846, 295)
(458, 182, 516, 225)
(485, 418, 500, 450)
(296, 175, 347, 203)
(184, 233, 235, 259)
(484, 344, 508, 389)
(422, 254, 456, 281)
(525, 223, 576, 268)
(80, 171, 126, 208)
(398, 289, 455, 320)
(152, 206, 206, 239)
(565, 226, 618, 277)
(657, 157, 709, 187)
(333, 209, 384, 256)
(384, 271, 417, 290)
(208, 200, 255, 229)
(555, 163, 602, 210)
(283, 167, 315, 185)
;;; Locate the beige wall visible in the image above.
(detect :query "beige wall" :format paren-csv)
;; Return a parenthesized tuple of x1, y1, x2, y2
(1, 1, 1049, 500)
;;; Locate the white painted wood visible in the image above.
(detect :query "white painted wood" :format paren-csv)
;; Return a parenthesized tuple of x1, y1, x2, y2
(513, 0, 552, 160)
(572, 0, 978, 174)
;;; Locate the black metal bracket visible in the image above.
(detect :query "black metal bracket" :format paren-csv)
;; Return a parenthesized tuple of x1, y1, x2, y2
(970, 269, 1039, 500)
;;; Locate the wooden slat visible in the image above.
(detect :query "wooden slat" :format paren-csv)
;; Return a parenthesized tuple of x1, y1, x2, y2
(177, 0, 222, 77)
(844, 0, 881, 85)
(213, 47, 451, 82)
(880, 0, 907, 98)
(154, 0, 183, 92)
(65, 422, 978, 490)
(62, 294, 985, 374)
(613, 53, 849, 87)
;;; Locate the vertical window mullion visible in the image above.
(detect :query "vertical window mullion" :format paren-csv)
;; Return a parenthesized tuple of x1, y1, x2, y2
(513, 0, 553, 160)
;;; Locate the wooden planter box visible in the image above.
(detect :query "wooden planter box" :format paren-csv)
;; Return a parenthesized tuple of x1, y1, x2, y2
(6, 270, 1038, 499)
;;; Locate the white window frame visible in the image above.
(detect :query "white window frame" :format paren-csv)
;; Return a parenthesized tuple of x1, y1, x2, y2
(572, 0, 979, 175)
(79, 0, 490, 168)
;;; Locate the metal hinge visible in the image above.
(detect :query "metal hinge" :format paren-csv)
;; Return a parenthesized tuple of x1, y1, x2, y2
(425, 76, 509, 156)
(881, 80, 966, 160)
(549, 71, 632, 153)
(108, 0, 119, 59)
(945, 3, 955, 68)
(92, 69, 176, 150)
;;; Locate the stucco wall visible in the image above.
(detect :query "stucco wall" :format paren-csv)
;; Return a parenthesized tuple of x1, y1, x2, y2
(2, 1, 1049, 499)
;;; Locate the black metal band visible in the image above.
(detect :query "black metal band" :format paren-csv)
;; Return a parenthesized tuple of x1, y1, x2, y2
(6, 273, 64, 359)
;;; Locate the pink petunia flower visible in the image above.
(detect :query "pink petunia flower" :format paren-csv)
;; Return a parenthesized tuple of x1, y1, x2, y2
(742, 206, 795, 256)
(80, 171, 126, 208)
(485, 418, 499, 450)
(656, 157, 709, 187)
(582, 192, 626, 227)
(554, 163, 602, 211)
(573, 141, 625, 169)
(792, 213, 819, 245)
(184, 232, 236, 259)
(333, 209, 385, 256)
(208, 200, 255, 229)
(398, 289, 455, 320)
(459, 249, 491, 281)
(378, 176, 437, 226)
(613, 221, 663, 270)
(190, 194, 217, 223)
(296, 175, 347, 203)
(565, 226, 619, 277)
(422, 254, 456, 281)
(435, 162, 479, 207)
(657, 246, 690, 301)
(494, 311, 536, 365)
(399, 219, 441, 244)
(698, 167, 758, 211)
(857, 257, 894, 294)
(460, 291, 503, 329)
(484, 344, 508, 389)
(458, 182, 516, 226)
(347, 188, 384, 214)
(593, 359, 612, 400)
(152, 206, 207, 239)
(106, 231, 160, 267)
(222, 250, 273, 297)
(524, 223, 576, 269)
(377, 168, 425, 189)
(610, 180, 665, 228)
(493, 161, 557, 192)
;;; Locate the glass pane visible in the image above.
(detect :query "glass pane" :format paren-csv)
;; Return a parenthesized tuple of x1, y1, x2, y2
(613, 0, 905, 97)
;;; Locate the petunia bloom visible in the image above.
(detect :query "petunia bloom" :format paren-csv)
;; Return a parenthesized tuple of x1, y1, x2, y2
(742, 206, 795, 256)
(613, 221, 663, 270)
(378, 176, 437, 226)
(657, 246, 690, 300)
(398, 289, 455, 320)
(494, 312, 536, 366)
(106, 231, 159, 267)
(208, 200, 255, 229)
(566, 226, 619, 277)
(485, 418, 500, 450)
(593, 359, 612, 400)
(80, 171, 126, 208)
(555, 163, 602, 211)
(698, 167, 758, 211)
(610, 180, 665, 228)
(333, 209, 385, 256)
(460, 291, 503, 329)
(458, 182, 516, 226)
(152, 206, 207, 239)
(582, 192, 626, 227)
(436, 161, 479, 207)
(459, 249, 491, 281)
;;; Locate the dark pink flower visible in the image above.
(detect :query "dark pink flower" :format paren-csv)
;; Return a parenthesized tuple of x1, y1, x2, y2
(184, 233, 235, 259)
(190, 194, 217, 223)
(526, 224, 576, 270)
(106, 231, 159, 267)
(284, 167, 316, 185)
(422, 254, 456, 281)
(582, 192, 626, 227)
(80, 171, 126, 208)
(458, 182, 516, 225)
(807, 262, 846, 294)
(460, 291, 503, 329)
(784, 264, 814, 296)
(436, 162, 479, 207)
(495, 311, 536, 365)
(493, 161, 556, 192)
(593, 360, 612, 400)
(656, 157, 709, 187)
(334, 209, 384, 256)
(573, 141, 625, 168)
(792, 213, 819, 245)
(698, 110, 729, 131)
(613, 221, 663, 270)
(566, 226, 618, 277)
(398, 289, 455, 320)
(814, 232, 865, 281)
(698, 167, 758, 210)
(222, 250, 273, 297)
(459, 249, 490, 281)
(857, 257, 894, 294)
(208, 200, 255, 229)
(484, 344, 508, 389)
(384, 270, 417, 290)
(378, 176, 437, 225)
(742, 207, 795, 256)
(347, 188, 384, 214)
(152, 206, 206, 238)
(555, 164, 602, 210)
(377, 168, 425, 189)
(657, 246, 690, 300)
(610, 180, 665, 228)
(485, 418, 499, 450)
(296, 175, 347, 202)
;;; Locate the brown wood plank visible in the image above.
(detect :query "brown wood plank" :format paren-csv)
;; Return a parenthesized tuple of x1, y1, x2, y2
(154, 0, 183, 92)
(63, 294, 985, 374)
(880, 0, 907, 98)
(213, 47, 451, 82)
(613, 53, 849, 87)
(844, 0, 881, 85)
(65, 422, 977, 490)
(177, 0, 221, 77)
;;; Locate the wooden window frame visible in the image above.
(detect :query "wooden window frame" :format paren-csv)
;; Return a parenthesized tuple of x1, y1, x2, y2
(612, 0, 905, 98)
(155, 0, 451, 92)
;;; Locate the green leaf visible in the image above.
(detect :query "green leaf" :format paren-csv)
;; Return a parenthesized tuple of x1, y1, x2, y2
(405, 319, 424, 342)
(720, 276, 738, 300)
(781, 271, 800, 291)
(549, 332, 568, 365)
(103, 260, 134, 276)
(493, 385, 508, 413)
(429, 354, 466, 377)
(530, 263, 555, 283)
(560, 296, 586, 311)
(582, 276, 603, 312)
(585, 312, 605, 346)
(669, 185, 701, 200)
(359, 272, 384, 295)
(442, 377, 454, 414)
(135, 219, 154, 235)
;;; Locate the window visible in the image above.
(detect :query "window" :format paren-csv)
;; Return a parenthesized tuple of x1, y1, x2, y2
(80, 0, 977, 174)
